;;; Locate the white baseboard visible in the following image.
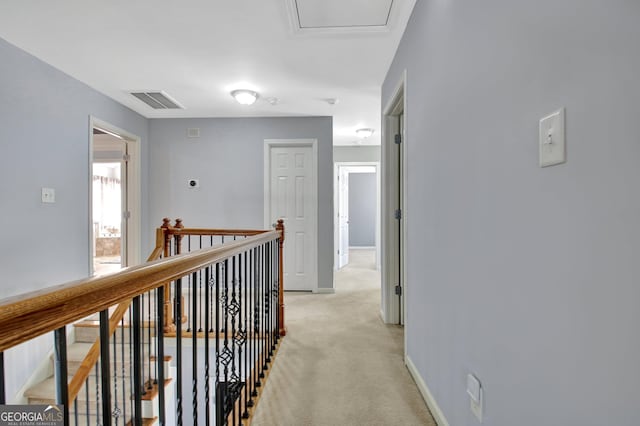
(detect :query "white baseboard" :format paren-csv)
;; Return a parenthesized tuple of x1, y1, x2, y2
(313, 288, 335, 294)
(406, 355, 450, 426)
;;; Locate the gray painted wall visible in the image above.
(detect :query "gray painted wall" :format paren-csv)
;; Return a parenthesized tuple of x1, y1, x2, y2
(0, 37, 149, 400)
(349, 173, 376, 247)
(334, 146, 380, 163)
(383, 2, 640, 425)
(148, 117, 334, 289)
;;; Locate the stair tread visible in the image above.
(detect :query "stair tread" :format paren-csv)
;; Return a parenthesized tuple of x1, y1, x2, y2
(25, 376, 134, 401)
(60, 342, 152, 362)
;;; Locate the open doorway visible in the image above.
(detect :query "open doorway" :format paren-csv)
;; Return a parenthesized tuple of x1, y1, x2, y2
(89, 118, 141, 275)
(382, 72, 407, 327)
(334, 162, 381, 272)
(92, 158, 124, 274)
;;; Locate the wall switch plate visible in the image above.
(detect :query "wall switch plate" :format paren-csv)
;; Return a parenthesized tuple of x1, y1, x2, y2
(539, 108, 566, 167)
(467, 374, 483, 422)
(41, 187, 55, 203)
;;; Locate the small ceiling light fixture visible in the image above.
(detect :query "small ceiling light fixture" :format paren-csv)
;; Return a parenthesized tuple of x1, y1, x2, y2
(356, 128, 374, 138)
(326, 98, 339, 105)
(231, 89, 259, 105)
(266, 97, 279, 106)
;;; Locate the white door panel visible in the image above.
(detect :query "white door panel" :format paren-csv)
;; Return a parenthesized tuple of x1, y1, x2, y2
(338, 168, 349, 268)
(269, 145, 316, 291)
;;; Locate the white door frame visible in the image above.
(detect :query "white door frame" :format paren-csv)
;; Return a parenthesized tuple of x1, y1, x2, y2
(382, 70, 408, 328)
(263, 138, 319, 292)
(333, 162, 381, 271)
(89, 116, 142, 273)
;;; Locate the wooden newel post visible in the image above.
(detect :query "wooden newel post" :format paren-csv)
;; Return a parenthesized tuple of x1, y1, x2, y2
(174, 218, 184, 254)
(161, 218, 172, 257)
(276, 219, 286, 336)
(173, 218, 188, 324)
(161, 218, 176, 332)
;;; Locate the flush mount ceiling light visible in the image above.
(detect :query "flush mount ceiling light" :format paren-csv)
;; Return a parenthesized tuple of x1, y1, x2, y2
(230, 89, 259, 105)
(356, 128, 374, 138)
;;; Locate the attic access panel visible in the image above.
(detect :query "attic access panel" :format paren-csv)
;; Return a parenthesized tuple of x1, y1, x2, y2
(294, 0, 393, 29)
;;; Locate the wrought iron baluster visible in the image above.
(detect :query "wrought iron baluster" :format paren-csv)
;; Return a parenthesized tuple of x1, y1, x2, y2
(85, 377, 90, 426)
(266, 242, 272, 363)
(147, 292, 153, 391)
(100, 309, 111, 426)
(263, 243, 269, 376)
(140, 293, 146, 397)
(176, 278, 183, 425)
(128, 308, 134, 425)
(243, 250, 250, 419)
(152, 291, 158, 387)
(54, 327, 69, 425)
(205, 266, 212, 426)
(120, 316, 127, 425)
(272, 240, 278, 349)
(237, 252, 247, 421)
(258, 244, 265, 384)
(112, 321, 120, 426)
(276, 237, 281, 345)
(192, 271, 199, 425)
(156, 286, 166, 426)
(249, 247, 260, 407)
(187, 238, 192, 332)
(231, 255, 238, 426)
(73, 397, 78, 426)
(215, 262, 222, 426)
(199, 253, 204, 333)
(95, 363, 100, 426)
(132, 296, 143, 426)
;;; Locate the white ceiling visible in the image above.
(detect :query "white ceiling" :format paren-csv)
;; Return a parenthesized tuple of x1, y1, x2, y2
(0, 0, 416, 146)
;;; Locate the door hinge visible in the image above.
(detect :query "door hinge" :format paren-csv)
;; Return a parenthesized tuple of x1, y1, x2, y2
(123, 154, 131, 162)
(394, 209, 402, 220)
(395, 285, 402, 296)
(123, 211, 131, 219)
(394, 134, 402, 145)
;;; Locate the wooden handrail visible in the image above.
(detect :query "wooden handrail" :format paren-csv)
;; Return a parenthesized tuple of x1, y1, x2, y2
(0, 230, 281, 352)
(166, 228, 267, 237)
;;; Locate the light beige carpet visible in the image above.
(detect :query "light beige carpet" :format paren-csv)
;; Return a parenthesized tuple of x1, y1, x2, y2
(251, 250, 436, 426)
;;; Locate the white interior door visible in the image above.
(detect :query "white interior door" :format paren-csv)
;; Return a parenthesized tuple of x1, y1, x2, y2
(338, 168, 349, 268)
(268, 145, 317, 291)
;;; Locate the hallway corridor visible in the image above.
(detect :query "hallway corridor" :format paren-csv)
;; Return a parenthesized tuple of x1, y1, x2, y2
(251, 250, 436, 426)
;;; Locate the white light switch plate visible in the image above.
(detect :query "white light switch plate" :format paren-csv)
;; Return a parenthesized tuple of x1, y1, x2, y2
(41, 187, 55, 203)
(539, 108, 566, 167)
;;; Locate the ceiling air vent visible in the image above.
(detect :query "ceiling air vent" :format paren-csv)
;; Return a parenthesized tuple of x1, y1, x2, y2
(130, 91, 183, 109)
